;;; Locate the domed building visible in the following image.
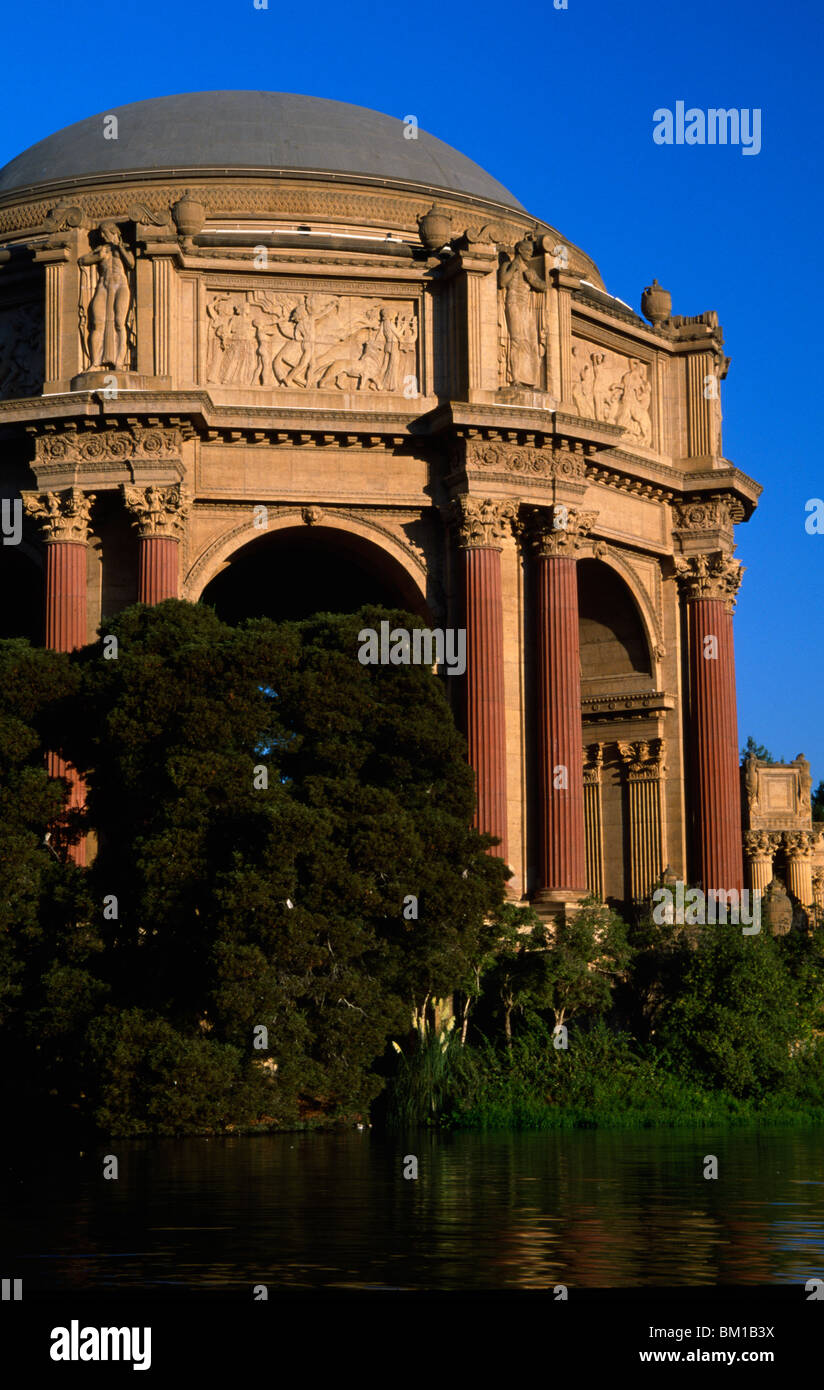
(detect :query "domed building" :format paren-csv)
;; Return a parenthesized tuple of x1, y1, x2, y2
(0, 91, 763, 911)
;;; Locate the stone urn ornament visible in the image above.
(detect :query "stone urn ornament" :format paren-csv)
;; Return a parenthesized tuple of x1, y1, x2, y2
(417, 204, 453, 252)
(641, 278, 672, 325)
(762, 878, 793, 936)
(171, 190, 206, 242)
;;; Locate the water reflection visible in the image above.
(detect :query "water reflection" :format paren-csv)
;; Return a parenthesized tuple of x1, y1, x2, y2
(3, 1128, 823, 1290)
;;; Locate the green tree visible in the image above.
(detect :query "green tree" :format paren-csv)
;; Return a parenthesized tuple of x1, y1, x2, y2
(525, 898, 631, 1033)
(60, 600, 507, 1132)
(656, 926, 806, 1098)
(741, 735, 779, 764)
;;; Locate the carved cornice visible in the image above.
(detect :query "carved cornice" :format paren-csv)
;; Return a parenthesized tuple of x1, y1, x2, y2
(21, 486, 95, 543)
(451, 495, 518, 549)
(617, 737, 666, 779)
(673, 551, 744, 610)
(526, 505, 597, 557)
(122, 483, 190, 539)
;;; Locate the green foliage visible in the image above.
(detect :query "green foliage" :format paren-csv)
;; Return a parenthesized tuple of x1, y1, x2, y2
(742, 734, 780, 764)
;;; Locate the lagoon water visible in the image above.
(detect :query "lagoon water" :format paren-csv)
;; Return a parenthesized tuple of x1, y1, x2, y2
(4, 1128, 823, 1292)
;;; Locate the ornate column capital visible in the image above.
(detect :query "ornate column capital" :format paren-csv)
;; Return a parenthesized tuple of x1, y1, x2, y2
(21, 486, 96, 543)
(583, 742, 604, 784)
(451, 495, 518, 550)
(526, 505, 598, 557)
(743, 829, 775, 859)
(673, 550, 744, 610)
(617, 738, 666, 780)
(782, 830, 817, 861)
(122, 483, 191, 539)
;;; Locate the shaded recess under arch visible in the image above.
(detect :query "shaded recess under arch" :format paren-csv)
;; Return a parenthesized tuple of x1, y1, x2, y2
(0, 544, 43, 642)
(200, 524, 429, 625)
(577, 558, 653, 689)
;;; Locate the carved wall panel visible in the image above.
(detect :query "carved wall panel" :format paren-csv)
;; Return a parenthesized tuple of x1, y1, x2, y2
(570, 338, 653, 447)
(203, 288, 419, 393)
(0, 301, 44, 399)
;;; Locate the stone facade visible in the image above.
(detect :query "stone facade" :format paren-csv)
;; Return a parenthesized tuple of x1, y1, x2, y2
(0, 94, 764, 910)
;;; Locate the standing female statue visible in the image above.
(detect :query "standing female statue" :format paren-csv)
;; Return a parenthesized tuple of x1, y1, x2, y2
(78, 220, 135, 370)
(497, 238, 546, 388)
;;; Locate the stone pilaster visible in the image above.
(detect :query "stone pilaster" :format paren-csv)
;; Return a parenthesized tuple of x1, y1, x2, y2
(618, 739, 666, 902)
(743, 830, 778, 894)
(452, 495, 516, 865)
(21, 486, 95, 865)
(676, 550, 744, 894)
(529, 506, 595, 907)
(583, 741, 605, 900)
(122, 483, 190, 603)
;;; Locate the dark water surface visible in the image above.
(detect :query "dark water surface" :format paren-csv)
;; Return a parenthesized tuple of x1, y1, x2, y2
(3, 1128, 823, 1292)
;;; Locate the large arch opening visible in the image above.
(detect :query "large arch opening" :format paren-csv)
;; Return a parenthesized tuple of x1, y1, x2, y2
(577, 558, 652, 692)
(200, 524, 427, 624)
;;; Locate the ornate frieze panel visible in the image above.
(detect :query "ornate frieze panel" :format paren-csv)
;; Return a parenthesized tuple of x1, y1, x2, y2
(570, 338, 653, 447)
(21, 486, 95, 542)
(461, 440, 587, 481)
(204, 287, 418, 392)
(31, 425, 185, 489)
(0, 302, 44, 400)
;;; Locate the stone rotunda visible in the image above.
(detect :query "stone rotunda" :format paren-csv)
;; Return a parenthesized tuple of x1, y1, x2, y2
(0, 91, 762, 911)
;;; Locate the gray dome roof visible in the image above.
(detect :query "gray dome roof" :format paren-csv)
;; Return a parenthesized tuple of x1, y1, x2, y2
(0, 91, 524, 208)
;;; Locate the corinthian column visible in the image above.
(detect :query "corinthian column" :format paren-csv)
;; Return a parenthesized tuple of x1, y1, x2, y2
(743, 830, 777, 894)
(529, 506, 595, 907)
(676, 550, 744, 894)
(122, 483, 189, 602)
(783, 831, 816, 907)
(453, 496, 516, 864)
(21, 487, 96, 865)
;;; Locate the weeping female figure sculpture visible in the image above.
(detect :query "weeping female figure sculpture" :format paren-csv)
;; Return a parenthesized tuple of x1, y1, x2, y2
(78, 220, 135, 371)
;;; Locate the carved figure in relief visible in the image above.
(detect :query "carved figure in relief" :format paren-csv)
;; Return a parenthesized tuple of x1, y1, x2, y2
(0, 306, 44, 398)
(571, 343, 595, 419)
(206, 290, 418, 392)
(795, 754, 812, 813)
(497, 239, 546, 388)
(613, 358, 652, 442)
(78, 221, 135, 370)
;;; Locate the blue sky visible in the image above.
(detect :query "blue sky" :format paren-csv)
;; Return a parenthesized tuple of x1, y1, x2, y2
(2, 0, 821, 776)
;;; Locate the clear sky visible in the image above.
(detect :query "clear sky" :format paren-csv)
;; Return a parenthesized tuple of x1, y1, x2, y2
(2, 0, 821, 777)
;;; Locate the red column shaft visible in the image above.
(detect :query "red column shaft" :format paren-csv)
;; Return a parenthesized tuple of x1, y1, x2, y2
(536, 553, 586, 894)
(44, 540, 87, 866)
(137, 535, 180, 604)
(464, 545, 508, 863)
(688, 598, 743, 893)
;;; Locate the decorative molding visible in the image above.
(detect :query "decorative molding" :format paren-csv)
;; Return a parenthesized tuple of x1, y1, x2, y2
(462, 440, 587, 481)
(21, 486, 95, 542)
(35, 425, 184, 468)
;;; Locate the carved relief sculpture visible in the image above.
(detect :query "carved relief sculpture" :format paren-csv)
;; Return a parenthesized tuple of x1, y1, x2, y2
(78, 221, 135, 371)
(572, 340, 653, 446)
(205, 290, 418, 392)
(0, 303, 44, 399)
(497, 238, 547, 389)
